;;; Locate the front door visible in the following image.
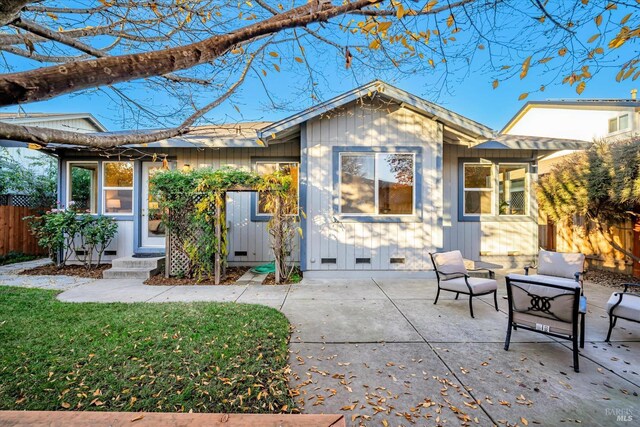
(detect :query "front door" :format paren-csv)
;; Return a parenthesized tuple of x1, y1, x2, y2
(141, 162, 166, 248)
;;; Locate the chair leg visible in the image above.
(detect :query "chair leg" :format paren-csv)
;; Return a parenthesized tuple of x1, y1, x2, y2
(580, 313, 585, 349)
(468, 295, 475, 318)
(434, 287, 441, 305)
(605, 315, 615, 342)
(493, 290, 499, 311)
(572, 335, 580, 373)
(504, 323, 512, 351)
(455, 292, 459, 300)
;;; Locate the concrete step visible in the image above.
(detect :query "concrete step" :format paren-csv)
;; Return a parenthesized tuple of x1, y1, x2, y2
(111, 256, 165, 269)
(103, 267, 160, 279)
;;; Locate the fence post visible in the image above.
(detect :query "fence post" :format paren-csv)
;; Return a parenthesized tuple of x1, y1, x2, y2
(633, 216, 640, 278)
(214, 195, 222, 285)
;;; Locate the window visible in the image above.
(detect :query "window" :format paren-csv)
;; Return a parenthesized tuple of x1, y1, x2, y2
(498, 164, 527, 215)
(463, 164, 493, 215)
(255, 161, 299, 215)
(462, 162, 530, 218)
(103, 161, 133, 214)
(609, 114, 630, 134)
(340, 152, 415, 215)
(68, 162, 98, 213)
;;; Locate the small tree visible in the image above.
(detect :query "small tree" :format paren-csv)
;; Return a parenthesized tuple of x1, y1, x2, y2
(256, 171, 302, 284)
(537, 137, 640, 262)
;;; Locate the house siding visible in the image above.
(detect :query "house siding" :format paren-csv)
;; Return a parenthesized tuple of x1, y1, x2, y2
(304, 100, 442, 274)
(442, 144, 539, 262)
(59, 141, 300, 263)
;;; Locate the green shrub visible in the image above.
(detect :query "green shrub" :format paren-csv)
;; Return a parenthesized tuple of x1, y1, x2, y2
(26, 207, 118, 269)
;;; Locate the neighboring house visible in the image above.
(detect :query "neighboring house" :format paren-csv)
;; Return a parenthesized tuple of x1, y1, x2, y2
(502, 91, 640, 173)
(0, 112, 107, 195)
(0, 81, 588, 277)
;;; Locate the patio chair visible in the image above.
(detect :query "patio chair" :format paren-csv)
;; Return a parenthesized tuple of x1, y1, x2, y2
(504, 275, 582, 372)
(605, 283, 640, 342)
(429, 250, 498, 318)
(509, 250, 587, 348)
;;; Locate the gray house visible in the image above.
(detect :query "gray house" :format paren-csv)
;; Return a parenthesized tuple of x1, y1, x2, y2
(3, 81, 589, 277)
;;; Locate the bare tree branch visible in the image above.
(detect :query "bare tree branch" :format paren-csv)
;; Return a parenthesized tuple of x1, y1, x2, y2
(0, 0, 31, 26)
(0, 0, 383, 106)
(0, 41, 264, 148)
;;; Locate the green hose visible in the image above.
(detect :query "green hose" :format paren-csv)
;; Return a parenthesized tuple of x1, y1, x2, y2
(250, 261, 275, 274)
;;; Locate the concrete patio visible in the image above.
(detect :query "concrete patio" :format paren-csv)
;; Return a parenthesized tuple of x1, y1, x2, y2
(1, 268, 638, 426)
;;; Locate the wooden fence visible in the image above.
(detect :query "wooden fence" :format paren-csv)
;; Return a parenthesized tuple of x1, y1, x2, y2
(0, 206, 46, 256)
(542, 216, 639, 277)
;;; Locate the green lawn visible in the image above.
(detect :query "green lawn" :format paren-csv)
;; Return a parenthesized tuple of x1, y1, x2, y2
(0, 287, 293, 413)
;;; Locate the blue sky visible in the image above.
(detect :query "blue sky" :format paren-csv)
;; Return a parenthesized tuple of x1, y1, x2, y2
(7, 64, 635, 133)
(2, 2, 638, 134)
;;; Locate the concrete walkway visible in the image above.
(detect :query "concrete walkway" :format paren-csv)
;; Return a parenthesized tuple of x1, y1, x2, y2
(2, 267, 639, 426)
(0, 258, 95, 291)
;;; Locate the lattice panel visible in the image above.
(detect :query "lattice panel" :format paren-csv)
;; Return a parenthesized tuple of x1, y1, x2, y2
(166, 193, 209, 277)
(0, 194, 38, 207)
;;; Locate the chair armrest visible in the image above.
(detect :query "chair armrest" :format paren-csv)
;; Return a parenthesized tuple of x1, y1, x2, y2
(468, 267, 495, 279)
(622, 283, 640, 293)
(440, 271, 470, 279)
(524, 265, 537, 275)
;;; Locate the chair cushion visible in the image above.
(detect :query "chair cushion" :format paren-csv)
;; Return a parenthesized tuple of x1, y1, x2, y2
(607, 293, 640, 321)
(509, 273, 581, 289)
(432, 250, 468, 276)
(512, 311, 574, 336)
(440, 277, 497, 294)
(537, 250, 585, 280)
(507, 274, 579, 323)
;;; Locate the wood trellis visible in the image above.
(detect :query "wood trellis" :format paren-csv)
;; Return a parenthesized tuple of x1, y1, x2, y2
(165, 186, 259, 285)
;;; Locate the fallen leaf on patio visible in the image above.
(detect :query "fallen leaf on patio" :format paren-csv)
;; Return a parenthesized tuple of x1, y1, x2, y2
(521, 417, 529, 425)
(341, 403, 357, 411)
(499, 400, 511, 407)
(131, 414, 144, 422)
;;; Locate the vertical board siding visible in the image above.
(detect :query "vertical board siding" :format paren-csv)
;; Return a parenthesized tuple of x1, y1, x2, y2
(0, 206, 47, 256)
(305, 100, 441, 271)
(173, 141, 301, 264)
(442, 144, 539, 260)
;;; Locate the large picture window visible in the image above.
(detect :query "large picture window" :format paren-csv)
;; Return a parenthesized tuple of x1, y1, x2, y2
(462, 161, 529, 218)
(103, 161, 134, 214)
(255, 161, 299, 216)
(340, 152, 414, 216)
(68, 162, 98, 213)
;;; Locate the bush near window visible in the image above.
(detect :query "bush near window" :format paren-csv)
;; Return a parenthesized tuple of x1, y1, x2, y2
(537, 137, 640, 262)
(26, 205, 118, 269)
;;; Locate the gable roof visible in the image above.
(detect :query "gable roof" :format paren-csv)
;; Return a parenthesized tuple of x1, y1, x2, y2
(258, 80, 494, 142)
(502, 98, 640, 133)
(0, 112, 107, 132)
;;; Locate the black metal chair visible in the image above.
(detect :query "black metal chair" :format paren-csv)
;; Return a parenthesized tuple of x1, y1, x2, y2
(429, 250, 498, 318)
(605, 283, 640, 342)
(505, 275, 582, 372)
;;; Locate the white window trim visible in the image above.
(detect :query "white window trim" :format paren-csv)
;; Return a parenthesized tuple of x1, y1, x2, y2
(338, 152, 416, 217)
(497, 163, 529, 217)
(102, 161, 134, 216)
(254, 160, 300, 217)
(66, 161, 98, 214)
(608, 113, 631, 135)
(462, 163, 494, 217)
